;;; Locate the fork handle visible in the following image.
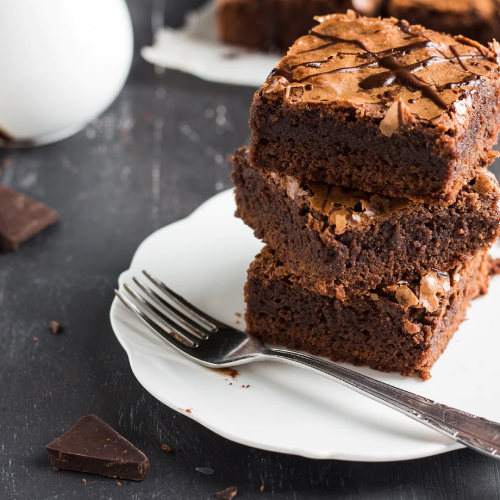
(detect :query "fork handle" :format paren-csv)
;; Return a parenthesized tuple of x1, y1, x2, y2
(267, 349, 500, 460)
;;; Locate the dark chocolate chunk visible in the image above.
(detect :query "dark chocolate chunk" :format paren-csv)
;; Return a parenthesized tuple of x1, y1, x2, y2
(46, 415, 150, 481)
(215, 485, 238, 500)
(0, 184, 59, 251)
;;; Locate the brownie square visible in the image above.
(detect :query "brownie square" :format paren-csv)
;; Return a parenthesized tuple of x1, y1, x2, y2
(249, 11, 500, 205)
(232, 147, 500, 299)
(216, 0, 384, 53)
(388, 0, 500, 48)
(245, 246, 493, 380)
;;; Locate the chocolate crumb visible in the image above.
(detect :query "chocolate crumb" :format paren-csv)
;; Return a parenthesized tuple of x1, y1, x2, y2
(82, 479, 87, 484)
(213, 367, 239, 379)
(50, 321, 62, 334)
(260, 486, 264, 492)
(215, 485, 238, 500)
(161, 444, 171, 452)
(185, 409, 192, 414)
(235, 312, 242, 318)
(117, 482, 122, 486)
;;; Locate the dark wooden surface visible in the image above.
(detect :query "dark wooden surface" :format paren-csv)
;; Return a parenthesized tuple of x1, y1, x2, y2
(1, 1, 500, 498)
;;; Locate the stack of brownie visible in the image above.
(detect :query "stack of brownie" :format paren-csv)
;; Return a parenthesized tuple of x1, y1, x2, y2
(231, 12, 500, 380)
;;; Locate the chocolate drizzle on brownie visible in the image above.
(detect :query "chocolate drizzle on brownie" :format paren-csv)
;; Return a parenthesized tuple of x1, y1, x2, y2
(266, 12, 497, 119)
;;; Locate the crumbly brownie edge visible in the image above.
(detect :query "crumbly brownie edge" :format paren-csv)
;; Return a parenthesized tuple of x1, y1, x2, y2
(232, 147, 500, 298)
(249, 81, 500, 205)
(245, 247, 492, 380)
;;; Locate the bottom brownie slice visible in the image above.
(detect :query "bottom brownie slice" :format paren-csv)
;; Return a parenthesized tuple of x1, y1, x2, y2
(245, 246, 494, 380)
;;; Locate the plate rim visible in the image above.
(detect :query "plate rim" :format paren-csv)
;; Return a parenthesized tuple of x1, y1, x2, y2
(110, 189, 468, 462)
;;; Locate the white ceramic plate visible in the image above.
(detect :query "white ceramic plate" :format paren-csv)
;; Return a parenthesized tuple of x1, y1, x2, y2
(110, 189, 500, 462)
(141, 1, 279, 88)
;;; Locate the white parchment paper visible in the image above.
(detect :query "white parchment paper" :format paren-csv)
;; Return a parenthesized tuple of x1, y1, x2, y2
(141, 1, 280, 88)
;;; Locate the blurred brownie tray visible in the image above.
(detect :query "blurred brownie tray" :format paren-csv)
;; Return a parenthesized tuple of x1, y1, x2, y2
(216, 0, 384, 53)
(232, 147, 500, 299)
(249, 12, 500, 205)
(388, 0, 500, 48)
(245, 246, 493, 380)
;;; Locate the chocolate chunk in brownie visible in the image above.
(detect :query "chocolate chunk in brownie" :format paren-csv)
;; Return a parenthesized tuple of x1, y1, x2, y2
(388, 0, 500, 48)
(232, 147, 500, 299)
(249, 11, 500, 205)
(0, 184, 59, 251)
(216, 0, 384, 53)
(245, 246, 492, 380)
(46, 415, 150, 481)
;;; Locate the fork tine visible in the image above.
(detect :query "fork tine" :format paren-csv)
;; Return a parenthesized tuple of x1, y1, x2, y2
(123, 284, 201, 347)
(114, 290, 198, 353)
(142, 270, 219, 331)
(133, 277, 209, 339)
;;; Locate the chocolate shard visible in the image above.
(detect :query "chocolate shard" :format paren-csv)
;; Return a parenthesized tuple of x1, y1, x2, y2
(0, 184, 59, 251)
(46, 415, 150, 481)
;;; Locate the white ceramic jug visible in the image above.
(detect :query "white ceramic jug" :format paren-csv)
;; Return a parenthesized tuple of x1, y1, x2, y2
(0, 0, 134, 147)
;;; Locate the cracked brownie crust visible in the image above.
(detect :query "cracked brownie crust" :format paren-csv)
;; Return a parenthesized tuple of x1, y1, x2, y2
(249, 12, 500, 205)
(245, 246, 493, 380)
(233, 147, 500, 299)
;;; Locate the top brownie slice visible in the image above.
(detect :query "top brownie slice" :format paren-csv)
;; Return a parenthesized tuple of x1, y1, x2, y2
(250, 11, 500, 205)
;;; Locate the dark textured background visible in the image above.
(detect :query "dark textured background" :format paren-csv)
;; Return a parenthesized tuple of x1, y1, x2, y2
(1, 1, 500, 498)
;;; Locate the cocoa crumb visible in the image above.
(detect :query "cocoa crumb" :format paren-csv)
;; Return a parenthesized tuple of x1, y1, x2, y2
(215, 485, 238, 500)
(260, 486, 265, 492)
(82, 479, 87, 484)
(161, 444, 171, 452)
(235, 312, 242, 318)
(213, 367, 239, 379)
(117, 482, 122, 486)
(50, 321, 62, 334)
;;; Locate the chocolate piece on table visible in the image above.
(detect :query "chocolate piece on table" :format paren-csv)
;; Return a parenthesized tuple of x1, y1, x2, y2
(245, 247, 493, 381)
(46, 415, 150, 481)
(388, 0, 500, 48)
(215, 485, 238, 500)
(232, 146, 500, 299)
(249, 12, 500, 205)
(0, 184, 59, 251)
(216, 0, 384, 53)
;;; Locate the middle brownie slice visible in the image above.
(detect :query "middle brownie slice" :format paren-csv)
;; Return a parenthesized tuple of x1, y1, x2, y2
(232, 146, 500, 299)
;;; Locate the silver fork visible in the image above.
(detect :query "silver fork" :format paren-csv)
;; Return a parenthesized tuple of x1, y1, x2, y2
(115, 270, 500, 460)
